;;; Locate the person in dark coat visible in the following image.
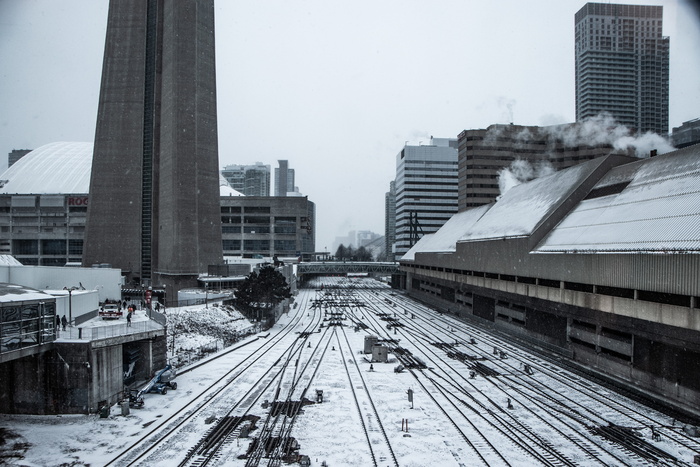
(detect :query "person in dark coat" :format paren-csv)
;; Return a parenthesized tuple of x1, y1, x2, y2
(61, 315, 67, 331)
(126, 310, 132, 327)
(56, 315, 61, 328)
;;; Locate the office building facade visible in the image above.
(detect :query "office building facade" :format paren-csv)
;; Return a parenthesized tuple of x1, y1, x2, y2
(220, 196, 315, 259)
(394, 138, 458, 260)
(83, 0, 222, 294)
(458, 123, 628, 210)
(575, 3, 669, 134)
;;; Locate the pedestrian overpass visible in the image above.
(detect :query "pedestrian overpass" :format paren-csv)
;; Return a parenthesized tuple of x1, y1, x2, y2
(297, 261, 400, 276)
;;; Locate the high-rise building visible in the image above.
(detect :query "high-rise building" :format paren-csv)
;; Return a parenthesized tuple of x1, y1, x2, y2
(394, 137, 458, 259)
(274, 160, 296, 196)
(458, 123, 630, 210)
(221, 163, 271, 196)
(575, 3, 669, 135)
(83, 0, 223, 294)
(384, 181, 396, 260)
(8, 149, 32, 168)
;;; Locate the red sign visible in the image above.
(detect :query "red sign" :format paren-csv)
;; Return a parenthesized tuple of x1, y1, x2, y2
(68, 196, 89, 206)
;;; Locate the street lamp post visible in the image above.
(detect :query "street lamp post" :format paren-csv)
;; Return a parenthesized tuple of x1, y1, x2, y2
(63, 286, 78, 325)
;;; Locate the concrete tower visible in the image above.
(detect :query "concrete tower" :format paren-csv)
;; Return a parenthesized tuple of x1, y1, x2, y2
(83, 0, 223, 294)
(575, 3, 669, 134)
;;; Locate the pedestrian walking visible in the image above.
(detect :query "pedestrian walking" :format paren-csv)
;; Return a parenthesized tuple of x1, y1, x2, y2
(61, 315, 67, 331)
(56, 315, 61, 328)
(126, 310, 132, 327)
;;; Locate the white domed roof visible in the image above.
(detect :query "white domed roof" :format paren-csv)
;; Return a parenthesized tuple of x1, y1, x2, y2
(0, 142, 92, 194)
(219, 174, 244, 197)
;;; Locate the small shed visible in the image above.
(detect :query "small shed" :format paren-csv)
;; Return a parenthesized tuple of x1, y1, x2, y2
(364, 335, 378, 354)
(371, 344, 388, 363)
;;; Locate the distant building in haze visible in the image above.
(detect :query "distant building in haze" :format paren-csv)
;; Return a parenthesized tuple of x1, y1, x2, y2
(394, 137, 458, 260)
(8, 149, 32, 168)
(384, 181, 396, 260)
(221, 162, 271, 196)
(274, 160, 296, 196)
(575, 3, 669, 135)
(671, 118, 700, 149)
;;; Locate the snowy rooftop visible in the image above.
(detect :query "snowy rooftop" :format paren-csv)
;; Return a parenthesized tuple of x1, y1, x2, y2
(401, 204, 491, 260)
(0, 283, 54, 303)
(536, 145, 700, 253)
(0, 142, 93, 194)
(458, 159, 598, 242)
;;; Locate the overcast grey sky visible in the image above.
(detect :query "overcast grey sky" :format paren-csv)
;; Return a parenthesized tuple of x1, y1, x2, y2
(1, 0, 699, 252)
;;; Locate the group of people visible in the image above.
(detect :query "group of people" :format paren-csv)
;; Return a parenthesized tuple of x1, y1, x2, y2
(56, 314, 68, 331)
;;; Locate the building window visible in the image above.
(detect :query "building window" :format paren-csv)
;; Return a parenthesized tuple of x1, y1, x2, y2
(41, 240, 66, 255)
(222, 225, 241, 234)
(275, 225, 296, 234)
(244, 240, 269, 251)
(223, 239, 241, 251)
(68, 240, 83, 256)
(244, 226, 270, 234)
(13, 239, 38, 255)
(274, 240, 296, 252)
(244, 206, 270, 213)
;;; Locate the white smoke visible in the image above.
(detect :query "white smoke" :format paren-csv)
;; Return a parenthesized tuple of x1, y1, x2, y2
(498, 159, 555, 196)
(543, 113, 675, 157)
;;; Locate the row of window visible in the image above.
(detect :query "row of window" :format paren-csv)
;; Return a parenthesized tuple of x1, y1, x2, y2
(222, 239, 297, 252)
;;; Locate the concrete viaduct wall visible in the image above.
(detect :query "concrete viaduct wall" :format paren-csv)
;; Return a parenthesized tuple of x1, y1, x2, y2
(0, 333, 166, 414)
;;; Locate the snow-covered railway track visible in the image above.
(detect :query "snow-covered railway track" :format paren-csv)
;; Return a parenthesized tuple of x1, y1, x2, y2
(334, 324, 399, 467)
(340, 286, 686, 465)
(388, 291, 700, 463)
(104, 293, 321, 466)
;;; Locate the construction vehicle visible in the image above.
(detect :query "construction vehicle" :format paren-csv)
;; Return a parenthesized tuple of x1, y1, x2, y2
(129, 365, 177, 407)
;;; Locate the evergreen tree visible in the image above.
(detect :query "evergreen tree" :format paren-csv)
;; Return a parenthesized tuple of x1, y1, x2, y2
(234, 265, 291, 316)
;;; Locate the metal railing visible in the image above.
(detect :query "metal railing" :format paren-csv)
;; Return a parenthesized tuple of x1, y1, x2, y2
(56, 319, 164, 341)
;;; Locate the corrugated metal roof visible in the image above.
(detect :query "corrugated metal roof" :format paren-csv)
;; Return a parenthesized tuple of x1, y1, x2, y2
(0, 142, 93, 194)
(459, 160, 595, 241)
(401, 204, 491, 260)
(536, 146, 700, 253)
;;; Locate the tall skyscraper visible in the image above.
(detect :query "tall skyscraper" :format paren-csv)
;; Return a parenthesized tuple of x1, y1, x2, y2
(274, 160, 296, 196)
(83, 0, 222, 293)
(575, 3, 669, 135)
(384, 181, 396, 260)
(394, 137, 458, 259)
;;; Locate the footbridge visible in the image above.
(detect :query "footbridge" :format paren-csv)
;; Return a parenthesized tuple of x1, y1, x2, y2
(297, 261, 400, 275)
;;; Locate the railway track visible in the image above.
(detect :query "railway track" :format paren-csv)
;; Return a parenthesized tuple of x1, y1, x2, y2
(100, 277, 699, 466)
(354, 285, 699, 466)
